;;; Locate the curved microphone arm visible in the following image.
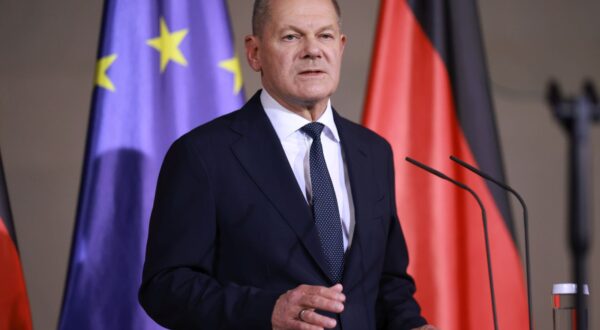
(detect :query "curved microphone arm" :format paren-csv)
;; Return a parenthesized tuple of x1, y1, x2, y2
(450, 155, 532, 330)
(405, 157, 499, 330)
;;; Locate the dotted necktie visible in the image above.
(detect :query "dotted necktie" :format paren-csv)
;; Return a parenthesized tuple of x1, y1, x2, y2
(301, 122, 345, 283)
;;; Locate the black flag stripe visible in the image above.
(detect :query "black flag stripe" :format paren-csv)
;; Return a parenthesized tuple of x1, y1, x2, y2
(406, 0, 515, 237)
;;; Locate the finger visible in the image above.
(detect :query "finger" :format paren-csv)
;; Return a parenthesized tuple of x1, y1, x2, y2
(299, 309, 337, 329)
(298, 293, 344, 313)
(301, 285, 346, 302)
(329, 284, 343, 292)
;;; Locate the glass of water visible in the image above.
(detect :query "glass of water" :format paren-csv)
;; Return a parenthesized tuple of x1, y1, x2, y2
(552, 283, 589, 330)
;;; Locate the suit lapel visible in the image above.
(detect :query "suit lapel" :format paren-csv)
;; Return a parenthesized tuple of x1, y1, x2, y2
(230, 92, 332, 282)
(334, 112, 379, 289)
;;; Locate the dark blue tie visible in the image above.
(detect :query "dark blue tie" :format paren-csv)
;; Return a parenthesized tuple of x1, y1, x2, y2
(301, 122, 345, 283)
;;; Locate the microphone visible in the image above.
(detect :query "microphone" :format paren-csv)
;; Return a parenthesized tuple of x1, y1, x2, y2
(450, 155, 533, 330)
(405, 157, 499, 330)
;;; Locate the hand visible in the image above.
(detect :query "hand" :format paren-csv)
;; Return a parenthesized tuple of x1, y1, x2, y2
(272, 284, 345, 330)
(412, 325, 439, 330)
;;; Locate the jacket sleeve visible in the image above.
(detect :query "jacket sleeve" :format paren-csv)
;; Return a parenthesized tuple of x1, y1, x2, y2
(376, 143, 428, 330)
(138, 137, 280, 329)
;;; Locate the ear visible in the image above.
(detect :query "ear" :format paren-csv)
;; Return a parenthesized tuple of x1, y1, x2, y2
(245, 35, 262, 72)
(339, 34, 347, 56)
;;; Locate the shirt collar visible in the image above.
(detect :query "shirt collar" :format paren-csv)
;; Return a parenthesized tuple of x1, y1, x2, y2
(261, 89, 340, 142)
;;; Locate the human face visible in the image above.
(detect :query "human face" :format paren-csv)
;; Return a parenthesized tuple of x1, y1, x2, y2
(245, 0, 346, 115)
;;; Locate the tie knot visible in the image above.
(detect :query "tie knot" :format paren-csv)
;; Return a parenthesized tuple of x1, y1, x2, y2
(301, 122, 325, 140)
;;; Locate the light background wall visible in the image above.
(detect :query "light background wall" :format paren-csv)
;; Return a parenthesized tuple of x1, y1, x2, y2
(0, 0, 598, 329)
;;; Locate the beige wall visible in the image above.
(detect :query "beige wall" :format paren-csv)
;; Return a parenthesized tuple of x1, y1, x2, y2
(0, 0, 598, 329)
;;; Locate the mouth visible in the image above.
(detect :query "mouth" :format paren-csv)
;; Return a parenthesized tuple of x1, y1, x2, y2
(298, 70, 326, 77)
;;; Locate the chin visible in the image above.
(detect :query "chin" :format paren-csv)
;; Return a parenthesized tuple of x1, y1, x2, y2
(295, 85, 335, 103)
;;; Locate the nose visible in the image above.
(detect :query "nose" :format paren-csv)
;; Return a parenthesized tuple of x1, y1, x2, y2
(301, 36, 322, 59)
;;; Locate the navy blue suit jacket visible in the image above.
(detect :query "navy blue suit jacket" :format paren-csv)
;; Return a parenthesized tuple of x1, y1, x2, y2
(139, 91, 427, 329)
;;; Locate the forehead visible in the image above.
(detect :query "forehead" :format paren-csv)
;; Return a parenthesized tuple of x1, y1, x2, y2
(267, 0, 339, 29)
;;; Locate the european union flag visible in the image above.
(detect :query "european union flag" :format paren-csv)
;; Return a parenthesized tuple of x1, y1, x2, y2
(59, 0, 244, 328)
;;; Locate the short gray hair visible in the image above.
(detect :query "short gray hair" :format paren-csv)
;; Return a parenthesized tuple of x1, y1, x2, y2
(252, 0, 342, 36)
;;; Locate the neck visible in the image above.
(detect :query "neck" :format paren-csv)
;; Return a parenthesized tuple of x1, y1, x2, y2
(263, 88, 329, 121)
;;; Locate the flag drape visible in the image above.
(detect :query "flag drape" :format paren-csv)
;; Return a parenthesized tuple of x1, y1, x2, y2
(0, 150, 32, 330)
(59, 0, 244, 328)
(363, 0, 528, 329)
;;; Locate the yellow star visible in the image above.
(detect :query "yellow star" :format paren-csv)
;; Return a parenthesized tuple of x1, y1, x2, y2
(219, 56, 243, 94)
(95, 54, 117, 91)
(146, 17, 189, 72)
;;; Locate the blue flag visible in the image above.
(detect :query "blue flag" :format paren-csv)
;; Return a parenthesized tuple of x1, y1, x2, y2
(59, 0, 244, 328)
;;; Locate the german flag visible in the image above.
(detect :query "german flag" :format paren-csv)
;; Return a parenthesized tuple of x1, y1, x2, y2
(363, 0, 528, 329)
(0, 150, 32, 330)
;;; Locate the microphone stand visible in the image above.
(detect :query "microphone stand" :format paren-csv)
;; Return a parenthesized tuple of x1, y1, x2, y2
(546, 81, 600, 330)
(450, 155, 532, 330)
(405, 157, 499, 330)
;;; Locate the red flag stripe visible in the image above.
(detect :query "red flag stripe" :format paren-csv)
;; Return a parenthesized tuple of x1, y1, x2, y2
(364, 1, 528, 329)
(0, 218, 32, 330)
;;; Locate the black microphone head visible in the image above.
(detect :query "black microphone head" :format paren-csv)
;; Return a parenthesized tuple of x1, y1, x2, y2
(405, 157, 449, 181)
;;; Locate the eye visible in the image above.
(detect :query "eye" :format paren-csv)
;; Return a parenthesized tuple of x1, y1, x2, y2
(320, 33, 335, 40)
(282, 34, 299, 41)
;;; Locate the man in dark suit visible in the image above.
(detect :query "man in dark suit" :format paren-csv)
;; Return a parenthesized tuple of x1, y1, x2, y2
(139, 0, 437, 329)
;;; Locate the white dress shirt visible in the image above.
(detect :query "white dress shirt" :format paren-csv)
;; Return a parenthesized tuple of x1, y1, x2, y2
(261, 89, 355, 250)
